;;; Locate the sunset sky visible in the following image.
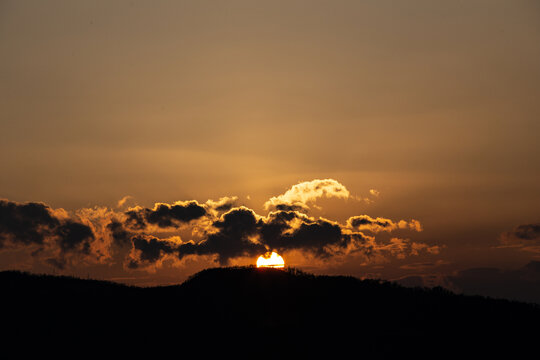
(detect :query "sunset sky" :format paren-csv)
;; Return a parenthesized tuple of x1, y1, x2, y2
(1, 1, 539, 294)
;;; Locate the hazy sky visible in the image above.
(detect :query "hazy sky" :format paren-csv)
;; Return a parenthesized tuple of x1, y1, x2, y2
(1, 1, 539, 289)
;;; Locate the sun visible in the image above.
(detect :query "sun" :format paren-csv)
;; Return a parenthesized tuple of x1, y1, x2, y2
(256, 251, 285, 268)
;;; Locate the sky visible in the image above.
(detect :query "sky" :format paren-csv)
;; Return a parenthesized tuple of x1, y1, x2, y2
(1, 1, 540, 298)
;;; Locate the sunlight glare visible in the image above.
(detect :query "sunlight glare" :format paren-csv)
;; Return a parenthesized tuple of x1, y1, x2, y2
(256, 252, 285, 268)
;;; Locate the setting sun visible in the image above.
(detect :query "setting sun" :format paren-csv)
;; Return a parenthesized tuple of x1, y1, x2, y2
(256, 252, 285, 268)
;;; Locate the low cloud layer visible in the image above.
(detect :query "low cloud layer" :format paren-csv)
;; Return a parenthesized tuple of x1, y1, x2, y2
(0, 179, 437, 272)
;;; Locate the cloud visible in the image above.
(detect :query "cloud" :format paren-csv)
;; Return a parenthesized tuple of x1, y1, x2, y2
(125, 201, 207, 229)
(264, 179, 350, 211)
(374, 238, 439, 260)
(0, 199, 94, 252)
(116, 205, 434, 269)
(501, 223, 540, 242)
(0, 199, 97, 268)
(55, 220, 94, 254)
(261, 210, 347, 258)
(107, 220, 132, 246)
(407, 219, 423, 232)
(499, 222, 540, 253)
(346, 215, 423, 233)
(176, 207, 265, 265)
(0, 180, 436, 271)
(127, 235, 180, 269)
(204, 196, 238, 215)
(116, 195, 133, 208)
(0, 199, 60, 247)
(148, 207, 431, 267)
(168, 208, 361, 264)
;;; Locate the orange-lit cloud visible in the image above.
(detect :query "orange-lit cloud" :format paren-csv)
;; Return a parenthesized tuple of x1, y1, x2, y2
(264, 179, 350, 211)
(0, 180, 438, 272)
(346, 215, 423, 233)
(116, 196, 133, 208)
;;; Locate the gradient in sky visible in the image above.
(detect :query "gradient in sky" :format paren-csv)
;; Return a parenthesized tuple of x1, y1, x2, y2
(1, 1, 540, 300)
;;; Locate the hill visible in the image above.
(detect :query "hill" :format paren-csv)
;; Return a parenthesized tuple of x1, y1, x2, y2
(3, 266, 539, 357)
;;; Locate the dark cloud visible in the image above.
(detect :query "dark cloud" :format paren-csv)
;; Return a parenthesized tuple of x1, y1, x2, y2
(260, 211, 345, 257)
(0, 188, 434, 271)
(127, 208, 372, 266)
(212, 200, 237, 212)
(177, 207, 265, 265)
(512, 223, 540, 240)
(172, 209, 350, 264)
(274, 204, 306, 212)
(500, 222, 540, 253)
(0, 199, 59, 247)
(107, 220, 132, 246)
(101, 205, 435, 269)
(128, 235, 178, 269)
(128, 207, 266, 267)
(56, 220, 94, 254)
(348, 215, 393, 229)
(347, 215, 422, 233)
(280, 220, 345, 257)
(124, 210, 146, 230)
(169, 209, 370, 265)
(0, 200, 94, 256)
(125, 201, 206, 229)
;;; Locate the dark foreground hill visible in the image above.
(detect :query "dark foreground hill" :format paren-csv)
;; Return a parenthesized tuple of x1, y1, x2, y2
(3, 267, 539, 358)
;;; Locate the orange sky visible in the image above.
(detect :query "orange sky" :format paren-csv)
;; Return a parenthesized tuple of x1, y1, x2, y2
(1, 1, 539, 287)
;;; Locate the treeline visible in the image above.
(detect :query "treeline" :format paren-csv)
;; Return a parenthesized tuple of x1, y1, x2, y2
(2, 267, 539, 358)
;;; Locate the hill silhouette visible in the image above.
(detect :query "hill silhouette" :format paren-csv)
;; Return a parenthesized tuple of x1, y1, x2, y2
(3, 266, 539, 358)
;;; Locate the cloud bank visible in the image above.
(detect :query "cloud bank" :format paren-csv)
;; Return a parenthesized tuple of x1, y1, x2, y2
(0, 179, 437, 271)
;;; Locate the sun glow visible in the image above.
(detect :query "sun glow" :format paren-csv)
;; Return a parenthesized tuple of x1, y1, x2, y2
(256, 252, 285, 268)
